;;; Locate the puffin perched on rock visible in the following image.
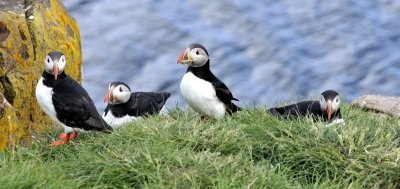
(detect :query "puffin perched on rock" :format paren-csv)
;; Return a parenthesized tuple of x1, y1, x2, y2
(269, 90, 342, 122)
(177, 43, 241, 119)
(102, 82, 170, 127)
(35, 51, 112, 146)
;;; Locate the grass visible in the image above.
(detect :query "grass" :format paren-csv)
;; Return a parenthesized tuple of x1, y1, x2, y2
(0, 104, 399, 188)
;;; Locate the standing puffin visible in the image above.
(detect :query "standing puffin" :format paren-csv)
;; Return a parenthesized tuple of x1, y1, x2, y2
(35, 51, 112, 146)
(177, 43, 241, 119)
(102, 82, 170, 127)
(269, 90, 342, 122)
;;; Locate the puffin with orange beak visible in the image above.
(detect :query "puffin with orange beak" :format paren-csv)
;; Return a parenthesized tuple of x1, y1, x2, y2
(177, 43, 241, 119)
(269, 90, 342, 122)
(35, 51, 112, 146)
(102, 82, 170, 127)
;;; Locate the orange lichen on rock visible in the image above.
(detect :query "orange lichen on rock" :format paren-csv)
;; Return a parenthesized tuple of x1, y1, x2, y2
(0, 0, 82, 150)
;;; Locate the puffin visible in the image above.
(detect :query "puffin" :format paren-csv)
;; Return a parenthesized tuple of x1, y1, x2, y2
(102, 82, 170, 127)
(35, 51, 112, 146)
(269, 90, 342, 122)
(177, 43, 241, 119)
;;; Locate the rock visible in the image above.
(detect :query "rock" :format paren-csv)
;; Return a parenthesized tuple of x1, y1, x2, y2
(352, 95, 400, 118)
(0, 0, 82, 150)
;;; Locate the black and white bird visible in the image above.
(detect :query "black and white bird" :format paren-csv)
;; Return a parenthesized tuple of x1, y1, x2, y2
(177, 43, 241, 119)
(35, 51, 112, 146)
(102, 82, 170, 127)
(269, 90, 342, 123)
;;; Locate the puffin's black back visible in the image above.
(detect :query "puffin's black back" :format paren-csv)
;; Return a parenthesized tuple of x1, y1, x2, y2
(104, 92, 170, 118)
(269, 100, 341, 121)
(187, 61, 241, 114)
(42, 71, 112, 131)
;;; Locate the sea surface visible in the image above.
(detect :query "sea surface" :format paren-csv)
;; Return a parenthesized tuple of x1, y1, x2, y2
(64, 0, 400, 111)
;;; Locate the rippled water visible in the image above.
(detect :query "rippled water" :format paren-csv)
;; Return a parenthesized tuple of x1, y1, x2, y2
(64, 0, 400, 111)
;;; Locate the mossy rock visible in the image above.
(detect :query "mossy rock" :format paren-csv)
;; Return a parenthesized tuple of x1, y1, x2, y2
(0, 0, 82, 150)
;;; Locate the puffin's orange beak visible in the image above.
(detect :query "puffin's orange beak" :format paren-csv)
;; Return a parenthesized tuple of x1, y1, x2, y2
(104, 89, 111, 104)
(177, 48, 191, 64)
(53, 63, 59, 80)
(327, 101, 332, 121)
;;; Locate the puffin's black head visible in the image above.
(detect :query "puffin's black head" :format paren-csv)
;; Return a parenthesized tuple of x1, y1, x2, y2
(104, 82, 131, 105)
(319, 90, 340, 121)
(177, 43, 209, 67)
(45, 51, 66, 80)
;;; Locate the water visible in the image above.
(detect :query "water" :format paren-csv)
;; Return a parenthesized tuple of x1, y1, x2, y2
(64, 0, 400, 111)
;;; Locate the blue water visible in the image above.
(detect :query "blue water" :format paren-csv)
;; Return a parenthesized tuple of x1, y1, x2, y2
(64, 0, 400, 111)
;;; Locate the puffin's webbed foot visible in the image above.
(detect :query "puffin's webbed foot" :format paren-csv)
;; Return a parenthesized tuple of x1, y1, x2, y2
(50, 132, 72, 146)
(58, 132, 68, 140)
(58, 131, 78, 140)
(69, 131, 78, 140)
(49, 140, 68, 146)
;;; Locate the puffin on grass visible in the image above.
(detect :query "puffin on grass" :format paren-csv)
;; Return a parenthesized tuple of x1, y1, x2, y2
(177, 43, 241, 119)
(269, 90, 342, 122)
(102, 82, 170, 127)
(35, 51, 112, 146)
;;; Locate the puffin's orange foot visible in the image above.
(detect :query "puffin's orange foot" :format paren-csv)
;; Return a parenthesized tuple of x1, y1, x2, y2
(49, 140, 68, 146)
(52, 133, 71, 146)
(58, 131, 78, 140)
(58, 133, 69, 140)
(69, 131, 78, 140)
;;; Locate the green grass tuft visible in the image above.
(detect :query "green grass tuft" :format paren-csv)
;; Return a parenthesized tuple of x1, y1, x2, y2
(1, 104, 399, 188)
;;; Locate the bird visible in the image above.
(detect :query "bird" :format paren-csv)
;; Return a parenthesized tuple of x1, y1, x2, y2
(269, 90, 342, 122)
(102, 82, 170, 127)
(177, 43, 241, 119)
(35, 51, 112, 146)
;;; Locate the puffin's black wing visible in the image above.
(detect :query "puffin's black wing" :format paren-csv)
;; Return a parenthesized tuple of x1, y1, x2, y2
(128, 92, 170, 117)
(269, 101, 321, 118)
(52, 75, 112, 131)
(208, 75, 241, 114)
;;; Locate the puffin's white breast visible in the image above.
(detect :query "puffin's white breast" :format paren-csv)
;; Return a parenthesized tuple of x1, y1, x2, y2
(35, 77, 60, 124)
(180, 72, 226, 119)
(102, 111, 138, 128)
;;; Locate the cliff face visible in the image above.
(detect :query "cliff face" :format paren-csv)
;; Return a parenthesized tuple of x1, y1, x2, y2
(0, 0, 82, 150)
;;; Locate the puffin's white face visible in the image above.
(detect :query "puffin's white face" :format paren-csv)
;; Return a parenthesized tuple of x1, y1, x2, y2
(104, 83, 131, 104)
(319, 94, 340, 120)
(177, 46, 209, 67)
(45, 54, 66, 80)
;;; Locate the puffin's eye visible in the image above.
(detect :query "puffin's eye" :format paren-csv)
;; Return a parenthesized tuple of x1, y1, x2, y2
(119, 87, 123, 92)
(336, 98, 339, 103)
(196, 50, 199, 55)
(47, 58, 50, 63)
